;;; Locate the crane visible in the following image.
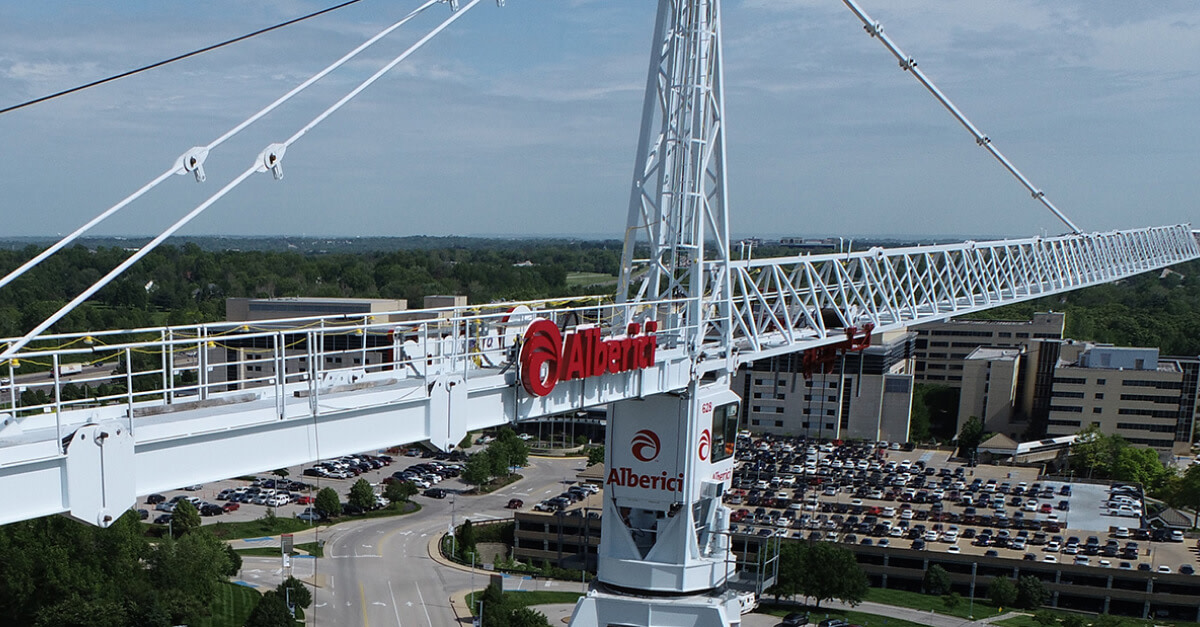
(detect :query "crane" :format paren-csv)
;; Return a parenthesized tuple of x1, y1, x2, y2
(0, 1, 1196, 626)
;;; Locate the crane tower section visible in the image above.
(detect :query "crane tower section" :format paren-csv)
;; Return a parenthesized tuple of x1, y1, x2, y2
(619, 0, 734, 377)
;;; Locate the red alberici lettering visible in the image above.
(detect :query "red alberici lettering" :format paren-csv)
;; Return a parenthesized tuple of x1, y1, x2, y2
(520, 319, 658, 397)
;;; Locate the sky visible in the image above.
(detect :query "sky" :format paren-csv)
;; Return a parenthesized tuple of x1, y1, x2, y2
(1, 0, 1198, 241)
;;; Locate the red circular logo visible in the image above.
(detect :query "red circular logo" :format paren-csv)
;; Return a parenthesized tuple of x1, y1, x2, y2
(698, 429, 711, 461)
(631, 429, 661, 462)
(519, 319, 562, 396)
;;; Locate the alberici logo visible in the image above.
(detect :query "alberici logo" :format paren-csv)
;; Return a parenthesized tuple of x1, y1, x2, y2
(698, 429, 711, 461)
(631, 429, 661, 462)
(518, 319, 563, 397)
(519, 318, 658, 397)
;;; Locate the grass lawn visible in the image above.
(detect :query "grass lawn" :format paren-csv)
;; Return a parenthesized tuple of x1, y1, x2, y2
(565, 272, 618, 288)
(866, 587, 1005, 620)
(997, 614, 1200, 627)
(234, 546, 291, 557)
(192, 581, 260, 627)
(469, 473, 524, 495)
(295, 541, 323, 557)
(465, 590, 585, 614)
(206, 517, 313, 541)
(210, 502, 421, 541)
(760, 603, 931, 627)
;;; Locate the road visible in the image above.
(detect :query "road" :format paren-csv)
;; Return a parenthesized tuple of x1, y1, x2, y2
(303, 455, 587, 627)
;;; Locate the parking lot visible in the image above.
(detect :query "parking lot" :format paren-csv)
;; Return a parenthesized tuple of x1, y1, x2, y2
(726, 436, 1198, 574)
(137, 448, 471, 528)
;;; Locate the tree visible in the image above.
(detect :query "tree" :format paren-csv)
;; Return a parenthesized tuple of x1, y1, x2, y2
(766, 541, 806, 601)
(171, 500, 200, 536)
(1015, 575, 1049, 610)
(509, 606, 550, 627)
(988, 576, 1017, 609)
(224, 543, 243, 576)
(923, 564, 952, 596)
(349, 478, 376, 510)
(276, 576, 312, 612)
(385, 480, 418, 504)
(459, 519, 478, 560)
(1167, 463, 1200, 527)
(942, 592, 961, 611)
(1032, 610, 1059, 626)
(798, 542, 868, 609)
(149, 530, 232, 624)
(586, 445, 605, 467)
(245, 590, 293, 627)
(272, 468, 290, 479)
(463, 451, 493, 488)
(315, 487, 341, 519)
(957, 416, 986, 460)
(1093, 614, 1125, 627)
(1061, 614, 1085, 627)
(478, 582, 513, 627)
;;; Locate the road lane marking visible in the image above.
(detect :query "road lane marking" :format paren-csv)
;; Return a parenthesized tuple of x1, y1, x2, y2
(388, 580, 403, 627)
(360, 582, 370, 627)
(414, 581, 433, 627)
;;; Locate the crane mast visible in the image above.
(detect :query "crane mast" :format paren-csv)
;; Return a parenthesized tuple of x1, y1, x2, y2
(619, 0, 733, 377)
(573, 2, 751, 625)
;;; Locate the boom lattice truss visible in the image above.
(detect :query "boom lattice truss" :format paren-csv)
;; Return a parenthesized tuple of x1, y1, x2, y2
(0, 224, 1194, 527)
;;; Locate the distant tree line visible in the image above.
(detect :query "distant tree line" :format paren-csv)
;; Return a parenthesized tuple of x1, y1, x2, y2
(0, 240, 623, 338)
(964, 259, 1200, 356)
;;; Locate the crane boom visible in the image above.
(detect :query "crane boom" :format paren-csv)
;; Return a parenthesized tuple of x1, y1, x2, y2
(0, 2, 1196, 626)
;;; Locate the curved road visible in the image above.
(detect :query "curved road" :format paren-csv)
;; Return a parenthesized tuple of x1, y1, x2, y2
(305, 455, 586, 627)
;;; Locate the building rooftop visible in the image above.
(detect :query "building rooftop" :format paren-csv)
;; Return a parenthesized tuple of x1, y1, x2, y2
(965, 347, 1021, 361)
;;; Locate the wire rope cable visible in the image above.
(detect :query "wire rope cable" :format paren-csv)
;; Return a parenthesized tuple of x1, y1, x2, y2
(0, 0, 366, 117)
(0, 0, 441, 294)
(840, 0, 1084, 234)
(0, 0, 484, 362)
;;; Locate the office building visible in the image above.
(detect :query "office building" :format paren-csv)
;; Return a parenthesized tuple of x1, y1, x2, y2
(913, 312, 1065, 386)
(736, 330, 916, 442)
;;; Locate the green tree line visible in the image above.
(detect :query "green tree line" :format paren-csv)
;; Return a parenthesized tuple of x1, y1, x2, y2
(964, 259, 1200, 355)
(0, 241, 623, 338)
(0, 511, 239, 626)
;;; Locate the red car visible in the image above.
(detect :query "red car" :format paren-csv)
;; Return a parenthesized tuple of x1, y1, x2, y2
(506, 499, 524, 509)
(222, 502, 240, 513)
(296, 496, 314, 505)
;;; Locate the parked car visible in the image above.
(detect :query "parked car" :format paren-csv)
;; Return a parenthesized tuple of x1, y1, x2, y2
(153, 514, 173, 525)
(423, 488, 447, 499)
(146, 493, 165, 504)
(222, 502, 240, 513)
(782, 612, 810, 626)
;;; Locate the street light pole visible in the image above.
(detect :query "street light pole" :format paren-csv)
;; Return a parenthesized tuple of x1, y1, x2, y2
(968, 561, 977, 619)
